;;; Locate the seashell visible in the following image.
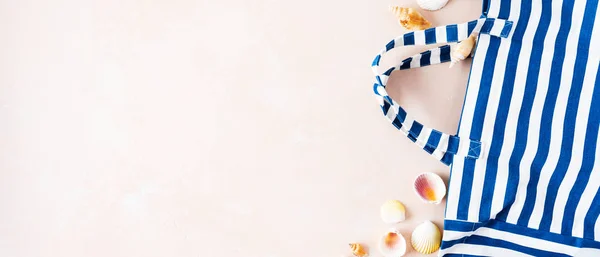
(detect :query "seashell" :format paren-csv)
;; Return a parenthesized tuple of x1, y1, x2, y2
(417, 0, 450, 11)
(380, 200, 406, 223)
(389, 6, 432, 31)
(411, 221, 442, 254)
(413, 172, 447, 204)
(349, 243, 368, 257)
(378, 229, 407, 257)
(450, 33, 478, 68)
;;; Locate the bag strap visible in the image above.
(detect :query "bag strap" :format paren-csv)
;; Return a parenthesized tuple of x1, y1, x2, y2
(371, 18, 513, 166)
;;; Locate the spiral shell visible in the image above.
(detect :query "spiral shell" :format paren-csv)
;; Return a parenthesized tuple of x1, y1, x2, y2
(417, 0, 449, 11)
(378, 229, 407, 257)
(414, 172, 447, 204)
(349, 243, 368, 257)
(389, 6, 432, 31)
(380, 200, 406, 223)
(411, 221, 442, 254)
(450, 33, 478, 68)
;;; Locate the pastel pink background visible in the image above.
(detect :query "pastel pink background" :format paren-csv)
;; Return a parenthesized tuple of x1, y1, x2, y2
(0, 0, 481, 256)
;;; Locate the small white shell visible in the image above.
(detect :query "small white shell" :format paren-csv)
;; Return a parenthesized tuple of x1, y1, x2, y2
(416, 0, 449, 11)
(414, 172, 446, 204)
(379, 229, 407, 257)
(380, 200, 406, 223)
(411, 221, 442, 254)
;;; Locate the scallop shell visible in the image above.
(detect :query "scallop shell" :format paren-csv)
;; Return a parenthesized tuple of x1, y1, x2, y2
(417, 0, 449, 11)
(450, 33, 478, 68)
(349, 243, 368, 257)
(389, 6, 432, 31)
(411, 221, 442, 254)
(380, 200, 406, 223)
(414, 172, 446, 204)
(378, 229, 407, 257)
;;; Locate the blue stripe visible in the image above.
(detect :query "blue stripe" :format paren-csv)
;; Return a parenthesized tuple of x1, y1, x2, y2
(457, 24, 504, 221)
(446, 25, 458, 42)
(385, 40, 395, 52)
(540, 0, 599, 232)
(392, 117, 403, 130)
(400, 58, 412, 70)
(372, 54, 381, 67)
(420, 50, 431, 67)
(447, 136, 460, 154)
(425, 28, 437, 44)
(382, 100, 391, 115)
(397, 106, 407, 121)
(440, 45, 452, 63)
(496, 0, 553, 222)
(467, 20, 477, 35)
(479, 19, 494, 34)
(426, 130, 442, 149)
(517, 0, 576, 226)
(410, 122, 424, 138)
(441, 153, 453, 166)
(383, 67, 395, 76)
(479, 0, 532, 222)
(403, 32, 415, 45)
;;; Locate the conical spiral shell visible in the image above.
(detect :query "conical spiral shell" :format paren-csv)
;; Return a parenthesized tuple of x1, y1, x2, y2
(417, 0, 449, 11)
(450, 33, 478, 68)
(389, 6, 432, 31)
(349, 243, 368, 257)
(411, 221, 442, 254)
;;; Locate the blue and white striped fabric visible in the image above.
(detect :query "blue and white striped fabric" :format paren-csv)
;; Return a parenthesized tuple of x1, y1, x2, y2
(372, 0, 600, 255)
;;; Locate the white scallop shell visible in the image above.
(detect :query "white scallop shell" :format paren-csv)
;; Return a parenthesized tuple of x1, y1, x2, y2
(416, 0, 449, 11)
(413, 172, 446, 204)
(379, 229, 407, 257)
(380, 200, 406, 223)
(411, 221, 442, 254)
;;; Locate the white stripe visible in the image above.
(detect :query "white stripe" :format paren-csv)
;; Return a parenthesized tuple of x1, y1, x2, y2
(410, 54, 422, 68)
(457, 22, 468, 42)
(550, 5, 600, 232)
(433, 133, 449, 160)
(456, 137, 473, 157)
(435, 26, 447, 43)
(490, 19, 507, 37)
(443, 228, 581, 255)
(573, 132, 600, 238)
(506, 0, 564, 224)
(445, 21, 492, 220)
(429, 47, 441, 65)
(394, 36, 404, 47)
(414, 30, 426, 45)
(416, 127, 432, 147)
(527, 0, 588, 229)
(440, 242, 531, 256)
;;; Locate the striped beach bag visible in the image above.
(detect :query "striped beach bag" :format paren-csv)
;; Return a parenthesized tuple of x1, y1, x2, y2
(372, 0, 600, 255)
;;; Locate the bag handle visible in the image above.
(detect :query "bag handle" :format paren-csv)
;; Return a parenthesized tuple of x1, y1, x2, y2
(371, 18, 513, 166)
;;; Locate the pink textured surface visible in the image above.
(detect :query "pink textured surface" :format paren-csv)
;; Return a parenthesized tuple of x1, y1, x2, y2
(0, 0, 480, 256)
